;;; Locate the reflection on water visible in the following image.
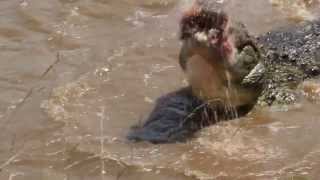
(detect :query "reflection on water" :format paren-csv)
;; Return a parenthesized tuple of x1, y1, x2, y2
(0, 0, 320, 179)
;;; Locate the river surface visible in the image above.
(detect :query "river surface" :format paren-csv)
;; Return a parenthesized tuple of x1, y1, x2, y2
(0, 0, 320, 180)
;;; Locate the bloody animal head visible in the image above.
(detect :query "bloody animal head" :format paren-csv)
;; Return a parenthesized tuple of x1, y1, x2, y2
(179, 3, 235, 71)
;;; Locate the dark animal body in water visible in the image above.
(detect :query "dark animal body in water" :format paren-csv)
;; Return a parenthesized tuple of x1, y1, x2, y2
(127, 2, 320, 143)
(128, 87, 254, 143)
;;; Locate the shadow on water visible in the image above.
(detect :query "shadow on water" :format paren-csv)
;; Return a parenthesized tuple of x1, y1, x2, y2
(0, 0, 320, 179)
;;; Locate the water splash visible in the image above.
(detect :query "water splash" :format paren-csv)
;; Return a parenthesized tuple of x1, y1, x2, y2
(224, 70, 239, 119)
(96, 106, 107, 175)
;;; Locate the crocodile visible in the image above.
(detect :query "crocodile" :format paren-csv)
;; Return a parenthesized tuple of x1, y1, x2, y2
(251, 20, 320, 106)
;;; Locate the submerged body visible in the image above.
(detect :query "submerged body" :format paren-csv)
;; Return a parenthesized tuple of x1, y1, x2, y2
(128, 3, 320, 143)
(127, 87, 253, 143)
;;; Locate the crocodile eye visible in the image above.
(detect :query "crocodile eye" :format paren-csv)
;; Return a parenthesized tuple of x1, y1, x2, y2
(306, 66, 320, 76)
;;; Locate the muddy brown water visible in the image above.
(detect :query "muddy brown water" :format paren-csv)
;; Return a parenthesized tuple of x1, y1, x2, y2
(0, 0, 320, 179)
